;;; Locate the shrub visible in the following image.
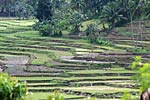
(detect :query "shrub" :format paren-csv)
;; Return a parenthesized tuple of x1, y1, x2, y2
(46, 91, 64, 100)
(121, 56, 150, 100)
(84, 97, 97, 100)
(33, 20, 63, 37)
(121, 91, 138, 100)
(0, 73, 27, 100)
(85, 24, 99, 43)
(127, 47, 150, 53)
(39, 23, 52, 36)
(85, 24, 112, 46)
(69, 48, 76, 55)
(33, 21, 52, 36)
(131, 56, 150, 91)
(120, 32, 136, 36)
(95, 37, 112, 46)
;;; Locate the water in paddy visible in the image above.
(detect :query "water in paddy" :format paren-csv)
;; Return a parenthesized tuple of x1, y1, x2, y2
(0, 55, 29, 75)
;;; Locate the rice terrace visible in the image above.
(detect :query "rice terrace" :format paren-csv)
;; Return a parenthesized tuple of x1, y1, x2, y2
(0, 0, 150, 100)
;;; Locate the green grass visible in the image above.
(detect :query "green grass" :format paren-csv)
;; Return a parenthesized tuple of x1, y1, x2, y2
(30, 53, 52, 65)
(81, 19, 108, 31)
(16, 76, 130, 81)
(0, 20, 35, 26)
(27, 92, 85, 100)
(1, 19, 148, 100)
(68, 69, 135, 74)
(0, 48, 52, 65)
(73, 80, 132, 84)
(60, 86, 138, 94)
(115, 44, 135, 48)
(0, 20, 35, 34)
(119, 32, 136, 36)
(28, 86, 138, 94)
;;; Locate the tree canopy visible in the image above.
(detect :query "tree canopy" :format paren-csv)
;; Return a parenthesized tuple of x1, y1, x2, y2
(1, 0, 150, 36)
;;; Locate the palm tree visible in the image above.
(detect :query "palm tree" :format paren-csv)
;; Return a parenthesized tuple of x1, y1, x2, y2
(100, 1, 127, 32)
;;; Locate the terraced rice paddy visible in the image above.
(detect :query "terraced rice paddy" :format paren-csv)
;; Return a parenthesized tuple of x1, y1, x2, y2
(0, 19, 150, 100)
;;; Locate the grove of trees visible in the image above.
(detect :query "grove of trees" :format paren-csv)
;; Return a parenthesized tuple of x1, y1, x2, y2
(0, 0, 34, 19)
(1, 0, 150, 41)
(34, 0, 150, 36)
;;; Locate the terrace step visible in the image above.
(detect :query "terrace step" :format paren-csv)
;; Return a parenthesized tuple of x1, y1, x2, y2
(97, 53, 150, 58)
(10, 36, 101, 49)
(64, 35, 84, 39)
(71, 81, 136, 88)
(27, 83, 69, 87)
(46, 61, 90, 70)
(19, 45, 71, 51)
(19, 79, 53, 83)
(50, 66, 88, 70)
(28, 88, 137, 99)
(68, 72, 135, 77)
(104, 31, 150, 41)
(18, 76, 130, 83)
(11, 72, 62, 77)
(15, 35, 75, 44)
(60, 56, 115, 65)
(72, 55, 133, 63)
(39, 97, 85, 100)
(113, 40, 150, 47)
(65, 77, 131, 82)
(25, 65, 63, 73)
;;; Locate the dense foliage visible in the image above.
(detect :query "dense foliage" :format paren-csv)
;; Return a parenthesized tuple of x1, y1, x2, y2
(121, 56, 150, 100)
(46, 91, 64, 100)
(131, 56, 150, 91)
(0, 0, 34, 18)
(86, 24, 99, 43)
(0, 73, 27, 100)
(0, 1, 150, 99)
(35, 0, 150, 36)
(1, 0, 149, 37)
(46, 91, 97, 100)
(35, 0, 53, 22)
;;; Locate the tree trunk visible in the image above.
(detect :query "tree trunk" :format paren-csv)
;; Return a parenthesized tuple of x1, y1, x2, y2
(74, 24, 80, 34)
(130, 12, 135, 47)
(138, 7, 143, 47)
(138, 18, 143, 47)
(102, 23, 106, 31)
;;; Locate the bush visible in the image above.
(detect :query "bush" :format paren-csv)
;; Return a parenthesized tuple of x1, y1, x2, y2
(84, 97, 97, 100)
(0, 73, 27, 100)
(33, 21, 63, 37)
(127, 47, 150, 53)
(39, 23, 52, 36)
(46, 92, 97, 100)
(121, 91, 138, 100)
(33, 21, 52, 36)
(131, 56, 150, 91)
(95, 37, 112, 46)
(85, 24, 112, 46)
(85, 24, 99, 43)
(120, 56, 150, 100)
(46, 91, 64, 100)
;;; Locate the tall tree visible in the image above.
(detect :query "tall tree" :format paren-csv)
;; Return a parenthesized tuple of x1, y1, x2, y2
(35, 0, 53, 22)
(13, 0, 34, 19)
(100, 1, 128, 31)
